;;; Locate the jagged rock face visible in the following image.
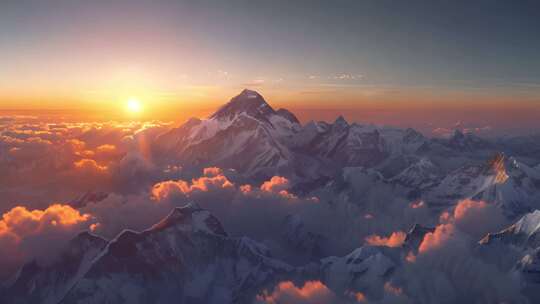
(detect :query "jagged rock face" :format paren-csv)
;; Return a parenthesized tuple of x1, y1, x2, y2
(3, 204, 295, 304)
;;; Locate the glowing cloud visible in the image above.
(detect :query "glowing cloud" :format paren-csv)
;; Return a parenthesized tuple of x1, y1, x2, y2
(96, 144, 117, 153)
(453, 199, 487, 221)
(74, 158, 108, 171)
(152, 171, 234, 200)
(0, 203, 93, 279)
(0, 204, 91, 240)
(418, 223, 455, 254)
(365, 231, 406, 247)
(203, 167, 223, 177)
(260, 176, 290, 193)
(255, 281, 341, 304)
(417, 199, 504, 255)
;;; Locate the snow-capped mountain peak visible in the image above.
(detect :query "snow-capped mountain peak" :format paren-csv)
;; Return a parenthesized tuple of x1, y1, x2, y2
(210, 89, 275, 122)
(333, 115, 349, 129)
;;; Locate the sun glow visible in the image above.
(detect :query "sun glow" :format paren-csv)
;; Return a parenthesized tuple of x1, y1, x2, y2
(126, 98, 143, 113)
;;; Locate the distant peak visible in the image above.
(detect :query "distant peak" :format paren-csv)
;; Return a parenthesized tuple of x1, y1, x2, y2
(334, 115, 349, 127)
(240, 88, 261, 98)
(210, 89, 275, 120)
(452, 129, 465, 138)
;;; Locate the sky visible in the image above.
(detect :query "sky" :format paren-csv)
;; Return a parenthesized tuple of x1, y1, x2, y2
(1, 0, 540, 135)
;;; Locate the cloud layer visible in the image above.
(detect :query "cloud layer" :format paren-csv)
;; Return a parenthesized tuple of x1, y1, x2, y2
(0, 204, 93, 279)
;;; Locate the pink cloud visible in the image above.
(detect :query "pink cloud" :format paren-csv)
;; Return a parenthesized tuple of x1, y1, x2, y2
(73, 158, 108, 172)
(453, 199, 487, 221)
(260, 176, 290, 193)
(240, 184, 253, 194)
(365, 231, 406, 247)
(255, 281, 343, 304)
(152, 172, 234, 200)
(0, 204, 93, 279)
(0, 204, 91, 241)
(203, 167, 223, 177)
(418, 223, 456, 254)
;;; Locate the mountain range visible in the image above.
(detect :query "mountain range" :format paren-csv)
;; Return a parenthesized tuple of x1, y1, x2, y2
(3, 89, 540, 303)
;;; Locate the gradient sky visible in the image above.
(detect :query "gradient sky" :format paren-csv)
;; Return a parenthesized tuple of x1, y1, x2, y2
(1, 0, 540, 135)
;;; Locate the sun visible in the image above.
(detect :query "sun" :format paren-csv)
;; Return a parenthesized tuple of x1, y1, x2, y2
(126, 98, 142, 113)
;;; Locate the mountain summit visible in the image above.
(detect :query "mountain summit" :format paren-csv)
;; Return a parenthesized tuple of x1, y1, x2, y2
(210, 89, 275, 121)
